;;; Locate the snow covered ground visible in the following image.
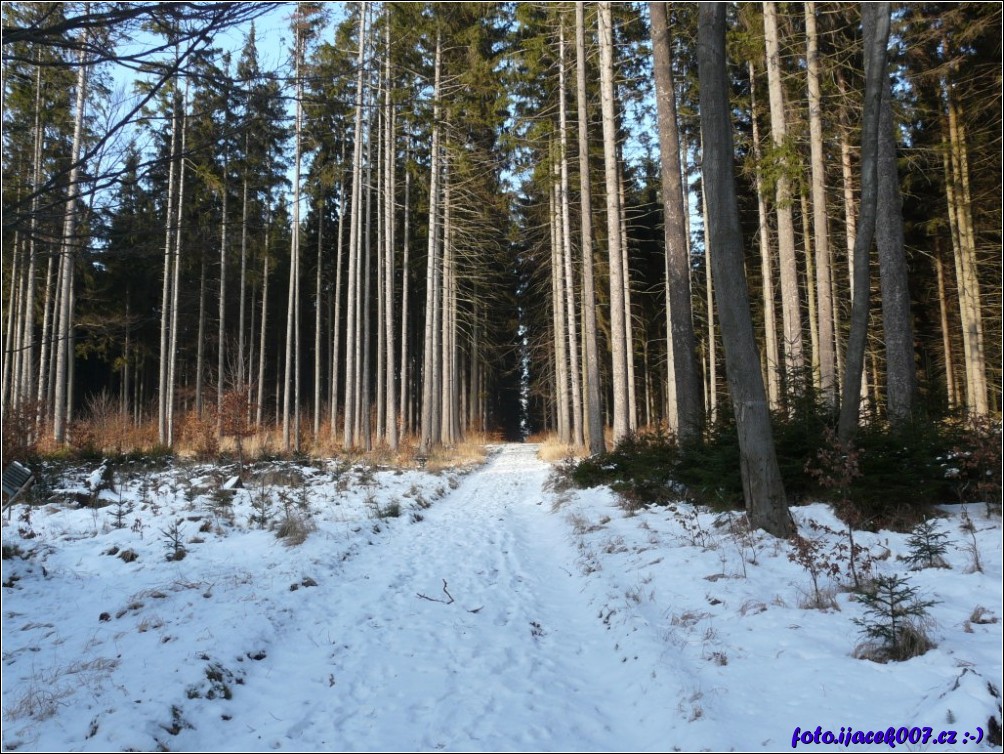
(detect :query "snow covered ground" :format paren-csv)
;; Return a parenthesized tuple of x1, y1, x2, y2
(2, 443, 1001, 751)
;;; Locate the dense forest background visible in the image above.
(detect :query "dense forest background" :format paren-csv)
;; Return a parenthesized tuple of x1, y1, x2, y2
(2, 2, 1000, 465)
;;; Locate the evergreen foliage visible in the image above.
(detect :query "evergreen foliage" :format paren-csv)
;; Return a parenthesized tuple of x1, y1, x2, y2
(852, 573, 937, 662)
(561, 407, 977, 531)
(905, 519, 952, 570)
(1, 2, 999, 462)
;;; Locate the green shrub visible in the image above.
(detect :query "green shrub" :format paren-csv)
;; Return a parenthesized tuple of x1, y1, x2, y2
(905, 519, 952, 569)
(566, 428, 684, 508)
(853, 574, 937, 662)
(557, 406, 976, 528)
(944, 415, 1001, 512)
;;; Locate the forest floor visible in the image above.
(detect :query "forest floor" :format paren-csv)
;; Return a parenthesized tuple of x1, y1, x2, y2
(2, 443, 1001, 751)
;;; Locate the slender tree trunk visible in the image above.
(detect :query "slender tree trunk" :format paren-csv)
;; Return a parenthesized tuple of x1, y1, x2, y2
(123, 292, 131, 419)
(933, 240, 957, 409)
(431, 151, 445, 446)
(875, 66, 915, 426)
(248, 278, 256, 423)
(47, 255, 61, 415)
(806, 1, 837, 407)
(837, 71, 861, 401)
(558, 19, 584, 449)
(66, 259, 77, 427)
(701, 178, 718, 426)
(344, 2, 368, 448)
(283, 22, 303, 453)
(314, 201, 324, 438)
(651, 1, 703, 444)
(419, 31, 442, 455)
(330, 140, 347, 431)
(943, 84, 988, 415)
(36, 238, 56, 426)
(575, 1, 604, 454)
(256, 251, 269, 427)
(166, 90, 188, 446)
(196, 257, 207, 414)
(217, 151, 229, 423)
(3, 238, 22, 418)
(551, 159, 570, 444)
(837, 71, 857, 299)
(376, 105, 386, 444)
(838, 2, 890, 441)
(439, 155, 453, 445)
(20, 59, 44, 411)
(598, 1, 629, 443)
(158, 83, 179, 446)
(801, 188, 820, 389)
(699, 2, 791, 538)
(53, 44, 88, 443)
(361, 118, 374, 451)
(383, 27, 397, 451)
(748, 59, 781, 408)
(763, 1, 804, 389)
(238, 172, 249, 388)
(618, 161, 637, 433)
(399, 134, 411, 435)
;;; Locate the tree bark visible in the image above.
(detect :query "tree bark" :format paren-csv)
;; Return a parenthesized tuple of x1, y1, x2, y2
(698, 2, 791, 537)
(650, 1, 703, 444)
(762, 1, 804, 388)
(314, 200, 324, 438)
(558, 18, 584, 448)
(419, 30, 442, 455)
(933, 240, 957, 409)
(551, 158, 570, 444)
(238, 172, 248, 388)
(701, 177, 718, 426)
(344, 1, 368, 448)
(35, 240, 57, 427)
(53, 34, 89, 443)
(598, 1, 629, 444)
(330, 138, 347, 431)
(875, 65, 915, 426)
(283, 20, 304, 452)
(747, 59, 781, 408)
(195, 256, 207, 414)
(19, 58, 45, 413)
(158, 78, 179, 446)
(256, 250, 269, 427)
(838, 2, 890, 441)
(942, 82, 988, 415)
(575, 1, 604, 454)
(166, 89, 187, 446)
(383, 25, 397, 450)
(399, 133, 411, 434)
(3, 238, 23, 419)
(362, 113, 374, 451)
(217, 151, 229, 424)
(805, 1, 837, 407)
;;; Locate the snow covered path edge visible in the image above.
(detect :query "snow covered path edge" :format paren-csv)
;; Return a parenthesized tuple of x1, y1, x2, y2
(2, 443, 1002, 752)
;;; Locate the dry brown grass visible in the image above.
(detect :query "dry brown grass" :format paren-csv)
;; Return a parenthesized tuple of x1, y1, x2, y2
(27, 408, 494, 474)
(853, 623, 936, 663)
(425, 433, 490, 472)
(31, 415, 159, 458)
(276, 513, 314, 546)
(529, 432, 588, 463)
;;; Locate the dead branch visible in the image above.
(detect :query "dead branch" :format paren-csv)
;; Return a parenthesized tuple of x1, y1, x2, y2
(416, 579, 455, 605)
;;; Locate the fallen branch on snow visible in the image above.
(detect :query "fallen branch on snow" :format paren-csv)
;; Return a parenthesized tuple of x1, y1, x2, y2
(417, 579, 455, 605)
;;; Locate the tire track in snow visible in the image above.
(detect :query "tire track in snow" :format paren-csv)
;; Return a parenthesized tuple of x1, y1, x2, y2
(205, 444, 681, 751)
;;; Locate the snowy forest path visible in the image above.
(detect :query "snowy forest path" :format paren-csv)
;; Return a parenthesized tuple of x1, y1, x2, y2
(226, 442, 680, 751)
